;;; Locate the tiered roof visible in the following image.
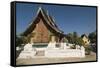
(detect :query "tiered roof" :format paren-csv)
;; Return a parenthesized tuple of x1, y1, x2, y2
(22, 7, 64, 36)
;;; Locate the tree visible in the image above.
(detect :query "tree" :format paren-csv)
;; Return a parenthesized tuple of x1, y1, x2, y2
(73, 32, 78, 38)
(16, 36, 23, 47)
(88, 31, 96, 43)
(66, 32, 85, 46)
(73, 32, 78, 44)
(77, 37, 85, 46)
(66, 33, 73, 43)
(66, 32, 79, 44)
(16, 35, 28, 47)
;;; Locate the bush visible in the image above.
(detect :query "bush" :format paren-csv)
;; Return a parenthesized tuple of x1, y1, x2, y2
(85, 46, 92, 55)
(16, 36, 28, 47)
(70, 44, 76, 49)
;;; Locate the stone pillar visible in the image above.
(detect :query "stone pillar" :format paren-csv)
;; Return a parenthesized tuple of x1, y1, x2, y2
(81, 46, 85, 57)
(51, 36, 56, 42)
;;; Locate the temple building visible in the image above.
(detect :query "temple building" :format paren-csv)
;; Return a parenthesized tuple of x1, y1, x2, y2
(22, 7, 65, 43)
(81, 34, 90, 46)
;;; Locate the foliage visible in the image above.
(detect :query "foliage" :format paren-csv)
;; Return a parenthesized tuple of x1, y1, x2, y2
(66, 32, 84, 46)
(85, 46, 92, 55)
(73, 32, 78, 39)
(66, 33, 74, 43)
(16, 36, 28, 47)
(70, 44, 76, 49)
(76, 38, 85, 46)
(16, 36, 23, 47)
(88, 31, 96, 43)
(63, 37, 68, 42)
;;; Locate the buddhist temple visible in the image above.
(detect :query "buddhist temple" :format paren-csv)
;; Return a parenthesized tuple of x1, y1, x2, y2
(81, 34, 90, 46)
(22, 7, 65, 43)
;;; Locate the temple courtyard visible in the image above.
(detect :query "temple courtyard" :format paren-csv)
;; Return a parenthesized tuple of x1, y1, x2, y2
(16, 51, 96, 65)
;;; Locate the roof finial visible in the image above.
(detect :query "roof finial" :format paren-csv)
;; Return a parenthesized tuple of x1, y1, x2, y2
(37, 6, 42, 14)
(39, 6, 42, 10)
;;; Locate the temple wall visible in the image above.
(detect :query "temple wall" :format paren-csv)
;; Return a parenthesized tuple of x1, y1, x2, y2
(26, 18, 61, 43)
(45, 49, 85, 57)
(30, 19, 49, 43)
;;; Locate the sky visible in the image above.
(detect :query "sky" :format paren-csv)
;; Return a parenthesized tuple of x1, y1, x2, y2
(16, 3, 97, 36)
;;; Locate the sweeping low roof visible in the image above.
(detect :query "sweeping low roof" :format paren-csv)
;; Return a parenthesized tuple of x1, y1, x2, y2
(22, 7, 64, 36)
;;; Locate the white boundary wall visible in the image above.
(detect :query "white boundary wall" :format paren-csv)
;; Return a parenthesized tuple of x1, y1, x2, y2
(45, 48, 85, 57)
(45, 42, 85, 58)
(17, 43, 36, 59)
